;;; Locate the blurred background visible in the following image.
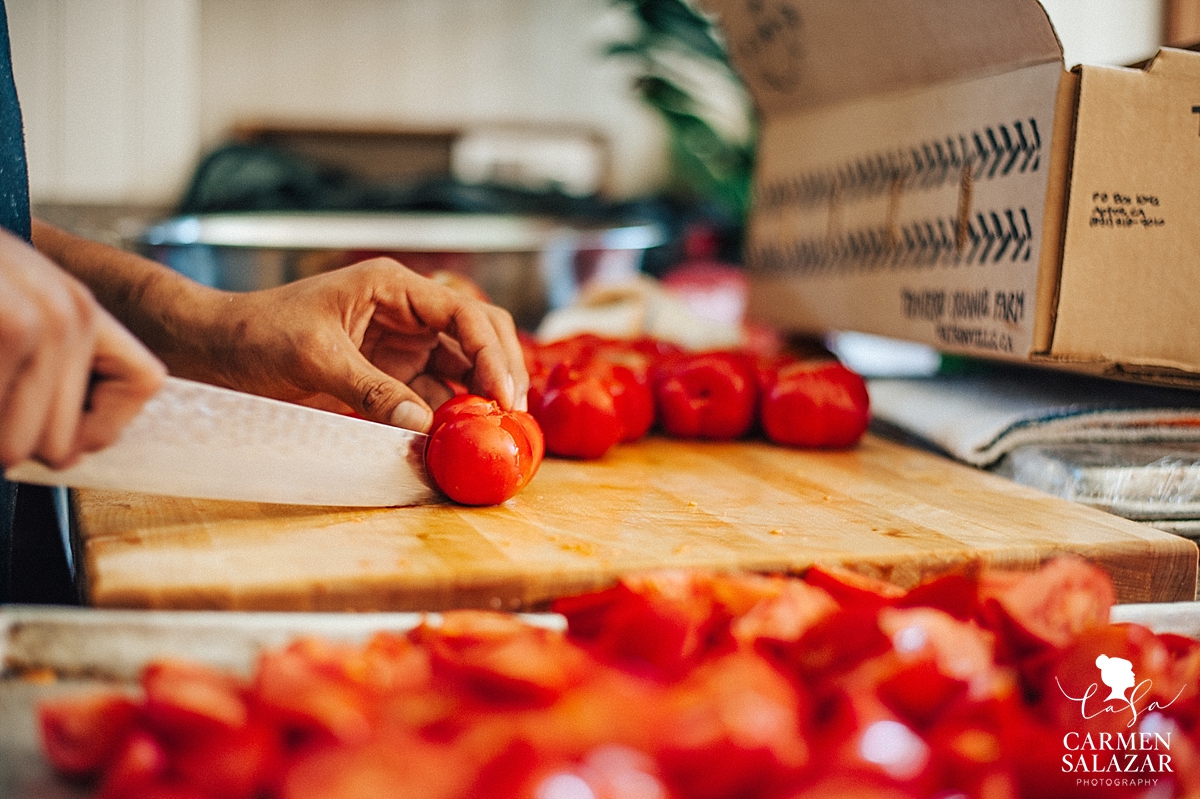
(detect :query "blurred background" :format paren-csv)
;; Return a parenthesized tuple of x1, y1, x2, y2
(7, 0, 1183, 215)
(4, 0, 1195, 336)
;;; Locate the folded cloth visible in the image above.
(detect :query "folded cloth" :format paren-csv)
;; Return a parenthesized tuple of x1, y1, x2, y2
(867, 368, 1200, 468)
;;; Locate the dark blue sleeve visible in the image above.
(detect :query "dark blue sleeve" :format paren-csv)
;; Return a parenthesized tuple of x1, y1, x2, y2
(0, 0, 33, 602)
(0, 0, 29, 243)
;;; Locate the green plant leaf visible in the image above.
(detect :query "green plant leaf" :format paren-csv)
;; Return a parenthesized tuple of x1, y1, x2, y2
(635, 0, 727, 62)
(636, 75, 697, 115)
(607, 0, 756, 222)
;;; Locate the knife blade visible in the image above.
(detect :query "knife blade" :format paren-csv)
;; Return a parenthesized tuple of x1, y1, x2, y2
(4, 377, 438, 507)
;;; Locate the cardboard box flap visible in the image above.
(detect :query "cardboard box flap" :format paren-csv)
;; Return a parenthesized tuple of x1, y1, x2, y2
(703, 0, 1062, 116)
(1047, 47, 1200, 380)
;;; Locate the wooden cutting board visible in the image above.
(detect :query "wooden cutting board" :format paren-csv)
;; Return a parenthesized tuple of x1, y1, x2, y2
(72, 435, 1198, 610)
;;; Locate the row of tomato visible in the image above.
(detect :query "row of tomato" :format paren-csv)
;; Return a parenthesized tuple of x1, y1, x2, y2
(522, 334, 870, 460)
(423, 335, 872, 505)
(38, 558, 1195, 798)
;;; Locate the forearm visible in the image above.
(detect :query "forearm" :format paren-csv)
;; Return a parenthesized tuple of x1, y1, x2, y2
(29, 223, 528, 425)
(30, 219, 229, 385)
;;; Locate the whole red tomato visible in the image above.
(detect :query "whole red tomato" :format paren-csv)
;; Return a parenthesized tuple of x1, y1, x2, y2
(523, 335, 671, 457)
(425, 395, 544, 506)
(605, 362, 655, 443)
(588, 341, 659, 444)
(531, 362, 625, 460)
(759, 360, 869, 448)
(652, 351, 759, 440)
(564, 356, 656, 446)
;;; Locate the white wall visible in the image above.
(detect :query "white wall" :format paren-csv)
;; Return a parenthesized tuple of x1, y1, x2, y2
(197, 0, 664, 199)
(8, 0, 201, 205)
(8, 0, 663, 207)
(5, 0, 1167, 207)
(1039, 0, 1166, 67)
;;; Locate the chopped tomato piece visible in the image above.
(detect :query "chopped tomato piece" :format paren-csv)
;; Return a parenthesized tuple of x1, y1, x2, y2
(172, 720, 283, 799)
(803, 565, 906, 609)
(555, 572, 733, 680)
(731, 580, 839, 647)
(656, 652, 809, 799)
(281, 735, 470, 799)
(141, 659, 248, 740)
(977, 557, 1117, 687)
(895, 571, 980, 621)
(38, 691, 138, 778)
(876, 659, 968, 730)
(253, 645, 373, 747)
(517, 745, 669, 799)
(420, 611, 586, 704)
(96, 729, 169, 799)
(978, 556, 1115, 650)
(774, 606, 892, 684)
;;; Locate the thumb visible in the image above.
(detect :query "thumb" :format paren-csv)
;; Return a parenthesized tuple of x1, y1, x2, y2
(323, 343, 433, 432)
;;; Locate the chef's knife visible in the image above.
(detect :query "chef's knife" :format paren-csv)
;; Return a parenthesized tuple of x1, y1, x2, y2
(4, 376, 438, 507)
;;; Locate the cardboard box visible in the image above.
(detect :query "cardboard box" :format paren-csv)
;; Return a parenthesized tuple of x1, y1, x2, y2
(703, 0, 1200, 386)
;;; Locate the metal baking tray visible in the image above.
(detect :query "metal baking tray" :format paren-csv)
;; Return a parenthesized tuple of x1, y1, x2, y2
(137, 212, 664, 330)
(995, 442, 1200, 524)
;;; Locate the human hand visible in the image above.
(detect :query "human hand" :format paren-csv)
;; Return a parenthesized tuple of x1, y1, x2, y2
(178, 258, 529, 432)
(0, 229, 166, 469)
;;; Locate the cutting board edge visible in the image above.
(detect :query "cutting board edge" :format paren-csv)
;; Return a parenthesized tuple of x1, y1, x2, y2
(85, 537, 1197, 611)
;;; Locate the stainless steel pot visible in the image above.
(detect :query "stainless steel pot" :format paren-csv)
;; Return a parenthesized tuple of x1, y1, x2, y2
(138, 212, 664, 330)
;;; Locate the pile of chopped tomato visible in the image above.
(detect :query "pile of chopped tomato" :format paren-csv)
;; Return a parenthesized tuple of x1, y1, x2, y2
(39, 558, 1200, 798)
(522, 333, 870, 460)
